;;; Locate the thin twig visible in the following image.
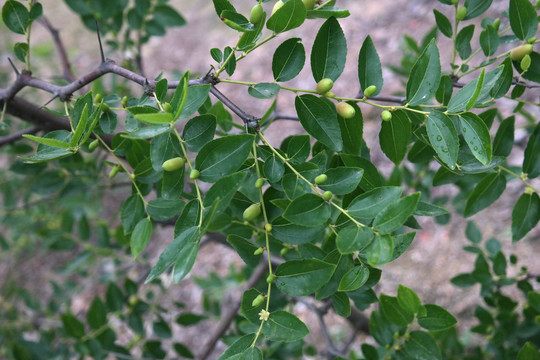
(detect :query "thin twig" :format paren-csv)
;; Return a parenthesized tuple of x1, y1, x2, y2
(0, 126, 40, 146)
(38, 17, 75, 82)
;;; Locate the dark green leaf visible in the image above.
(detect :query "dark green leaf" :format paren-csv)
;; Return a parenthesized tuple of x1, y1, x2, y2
(319, 167, 363, 195)
(466, 221, 482, 243)
(271, 216, 326, 245)
(392, 232, 416, 261)
(212, 0, 235, 18)
(456, 25, 475, 60)
(464, 172, 506, 217)
(336, 225, 374, 254)
(176, 313, 206, 326)
(204, 171, 247, 215)
(338, 102, 363, 155)
(523, 123, 540, 179)
(479, 24, 499, 56)
(161, 167, 184, 200)
(217, 333, 256, 360)
(397, 285, 421, 316)
(147, 199, 185, 221)
(379, 110, 411, 165)
(379, 294, 414, 327)
(447, 69, 485, 113)
(155, 78, 168, 103)
(263, 155, 285, 183)
(283, 135, 310, 165)
(248, 83, 281, 99)
(493, 116, 515, 157)
(273, 38, 305, 82)
(62, 313, 85, 339)
(240, 347, 263, 360)
(295, 95, 342, 151)
(426, 111, 459, 169)
(403, 331, 442, 360)
(306, 7, 350, 19)
(358, 35, 383, 95)
(512, 192, 540, 242)
(220, 10, 255, 32)
(131, 218, 153, 259)
(195, 134, 255, 183)
(311, 16, 347, 82)
(283, 193, 331, 226)
(180, 84, 211, 120)
(2, 1, 30, 35)
(406, 40, 441, 106)
(338, 265, 370, 291)
(87, 297, 107, 330)
(182, 114, 217, 152)
(14, 42, 28, 62)
(262, 310, 310, 342)
(433, 10, 452, 37)
(373, 192, 420, 234)
(517, 342, 540, 360)
(414, 201, 449, 216)
(340, 155, 383, 190)
(436, 75, 453, 105)
(266, 0, 306, 33)
(347, 187, 403, 219)
(121, 195, 145, 234)
(223, 46, 237, 76)
(227, 235, 260, 268)
(173, 239, 199, 283)
(366, 234, 394, 267)
(153, 317, 172, 338)
(509, 0, 538, 40)
(459, 112, 492, 166)
(332, 292, 351, 317)
(275, 259, 336, 296)
(418, 304, 457, 331)
(150, 132, 182, 171)
(464, 0, 493, 19)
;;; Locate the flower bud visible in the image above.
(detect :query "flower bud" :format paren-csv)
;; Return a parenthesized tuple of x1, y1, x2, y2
(162, 157, 185, 172)
(316, 78, 334, 94)
(243, 203, 261, 221)
(511, 44, 533, 61)
(493, 18, 500, 31)
(364, 85, 377, 98)
(102, 103, 110, 112)
(528, 37, 537, 44)
(336, 102, 356, 119)
(323, 91, 335, 98)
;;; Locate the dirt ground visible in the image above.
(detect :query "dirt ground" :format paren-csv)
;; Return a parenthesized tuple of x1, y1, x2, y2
(2, 0, 540, 359)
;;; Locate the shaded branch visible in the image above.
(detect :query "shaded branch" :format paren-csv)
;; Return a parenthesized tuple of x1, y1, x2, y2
(0, 126, 40, 146)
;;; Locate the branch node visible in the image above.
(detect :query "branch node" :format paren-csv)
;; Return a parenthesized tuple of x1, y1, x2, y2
(143, 79, 155, 96)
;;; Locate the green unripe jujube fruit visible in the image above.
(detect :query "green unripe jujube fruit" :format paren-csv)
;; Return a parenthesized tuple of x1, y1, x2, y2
(254, 247, 264, 255)
(163, 102, 172, 113)
(189, 169, 200, 180)
(252, 294, 265, 307)
(381, 110, 392, 122)
(511, 44, 533, 61)
(121, 96, 128, 108)
(88, 139, 99, 151)
(102, 103, 110, 112)
(521, 55, 532, 71)
(336, 102, 356, 119)
(250, 4, 263, 24)
(94, 93, 102, 104)
(280, 247, 289, 256)
(272, 1, 284, 15)
(302, 0, 317, 10)
(364, 85, 377, 98)
(323, 91, 335, 98)
(243, 203, 261, 221)
(315, 174, 328, 185)
(129, 173, 136, 180)
(162, 157, 185, 172)
(493, 18, 500, 31)
(528, 37, 537, 44)
(255, 178, 265, 189)
(264, 223, 272, 232)
(323, 191, 333, 201)
(456, 6, 467, 21)
(316, 78, 334, 94)
(109, 166, 119, 179)
(266, 274, 276, 283)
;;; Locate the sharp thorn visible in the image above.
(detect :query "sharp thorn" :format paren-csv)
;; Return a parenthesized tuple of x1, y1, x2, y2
(95, 20, 105, 63)
(7, 58, 20, 75)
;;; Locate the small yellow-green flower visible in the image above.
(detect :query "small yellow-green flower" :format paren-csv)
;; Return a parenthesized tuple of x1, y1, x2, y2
(259, 309, 270, 321)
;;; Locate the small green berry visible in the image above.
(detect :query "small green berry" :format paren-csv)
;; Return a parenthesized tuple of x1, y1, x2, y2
(521, 54, 532, 71)
(163, 102, 172, 113)
(493, 18, 500, 31)
(315, 174, 328, 185)
(456, 6, 467, 21)
(254, 247, 264, 255)
(280, 247, 289, 256)
(302, 0, 317, 10)
(316, 78, 334, 94)
(102, 103, 110, 112)
(109, 166, 119, 179)
(243, 203, 261, 221)
(363, 85, 377, 98)
(129, 173, 136, 180)
(511, 44, 533, 61)
(264, 223, 272, 232)
(250, 4, 263, 24)
(323, 91, 335, 98)
(252, 294, 265, 307)
(271, 0, 284, 15)
(336, 102, 356, 119)
(88, 139, 99, 151)
(255, 178, 265, 189)
(266, 274, 276, 283)
(162, 157, 185, 172)
(381, 110, 392, 122)
(323, 191, 333, 201)
(529, 37, 537, 44)
(121, 96, 128, 108)
(451, 0, 459, 4)
(94, 93, 102, 104)
(189, 169, 200, 180)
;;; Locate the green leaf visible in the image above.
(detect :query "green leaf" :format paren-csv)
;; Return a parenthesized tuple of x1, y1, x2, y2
(397, 285, 421, 316)
(338, 102, 363, 155)
(248, 83, 281, 99)
(153, 4, 186, 27)
(13, 42, 28, 63)
(418, 304, 457, 331)
(373, 192, 420, 234)
(414, 201, 449, 217)
(406, 40, 441, 106)
(509, 0, 538, 40)
(271, 216, 326, 245)
(29, 2, 42, 21)
(466, 221, 482, 243)
(338, 265, 370, 291)
(295, 95, 343, 152)
(179, 84, 211, 120)
(340, 155, 383, 190)
(150, 132, 182, 171)
(492, 57, 513, 98)
(147, 199, 185, 221)
(2, 1, 30, 35)
(464, 0, 494, 19)
(173, 239, 200, 284)
(217, 333, 256, 360)
(145, 226, 200, 283)
(241, 289, 266, 324)
(512, 193, 540, 242)
(23, 134, 71, 149)
(347, 187, 403, 219)
(204, 171, 247, 215)
(366, 234, 394, 267)
(319, 167, 363, 195)
(283, 135, 311, 165)
(403, 331, 442, 360)
(358, 35, 383, 95)
(426, 111, 459, 169)
(275, 259, 336, 296)
(311, 16, 347, 82)
(433, 10, 452, 38)
(212, 0, 235, 18)
(262, 310, 310, 342)
(238, 11, 266, 51)
(131, 218, 153, 259)
(523, 123, 540, 179)
(170, 71, 190, 117)
(447, 69, 485, 113)
(273, 38, 305, 82)
(392, 232, 416, 261)
(306, 7, 350, 19)
(121, 195, 145, 234)
(182, 114, 217, 152)
(336, 226, 374, 254)
(161, 167, 184, 200)
(266, 0, 306, 33)
(134, 112, 175, 125)
(479, 24, 499, 56)
(155, 78, 168, 103)
(263, 155, 285, 183)
(517, 342, 540, 360)
(379, 110, 411, 165)
(332, 292, 351, 317)
(61, 313, 85, 339)
(459, 112, 492, 166)
(227, 235, 260, 268)
(195, 134, 255, 183)
(123, 125, 171, 139)
(176, 313, 207, 326)
(283, 193, 331, 226)
(528, 292, 540, 313)
(464, 172, 506, 217)
(220, 10, 255, 32)
(240, 347, 263, 360)
(379, 294, 414, 327)
(223, 46, 236, 76)
(456, 25, 475, 60)
(436, 75, 453, 106)
(99, 111, 117, 134)
(87, 297, 107, 330)
(493, 116, 515, 157)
